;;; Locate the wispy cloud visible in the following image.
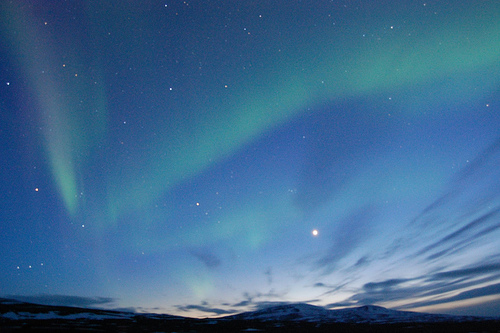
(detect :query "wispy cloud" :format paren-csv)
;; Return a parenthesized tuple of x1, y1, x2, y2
(429, 263, 500, 281)
(416, 208, 500, 261)
(363, 279, 410, 292)
(174, 289, 288, 317)
(453, 137, 500, 184)
(324, 261, 500, 311)
(403, 282, 500, 310)
(367, 135, 500, 281)
(175, 304, 237, 315)
(264, 267, 273, 284)
(408, 137, 500, 262)
(315, 136, 500, 316)
(190, 249, 221, 269)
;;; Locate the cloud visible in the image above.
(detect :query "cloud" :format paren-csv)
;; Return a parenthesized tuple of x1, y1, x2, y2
(403, 282, 500, 310)
(112, 307, 137, 313)
(453, 137, 500, 184)
(175, 289, 288, 317)
(233, 300, 320, 312)
(327, 261, 500, 311)
(264, 267, 273, 284)
(318, 136, 500, 314)
(415, 208, 500, 261)
(416, 137, 500, 227)
(378, 135, 500, 277)
(353, 256, 370, 268)
(316, 280, 351, 298)
(175, 304, 237, 316)
(325, 301, 358, 308)
(233, 290, 286, 308)
(363, 279, 409, 292)
(232, 290, 291, 310)
(190, 249, 221, 269)
(6, 294, 115, 308)
(428, 263, 500, 281)
(232, 299, 252, 307)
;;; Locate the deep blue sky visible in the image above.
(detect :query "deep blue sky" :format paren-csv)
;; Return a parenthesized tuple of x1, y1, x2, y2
(1, 0, 499, 317)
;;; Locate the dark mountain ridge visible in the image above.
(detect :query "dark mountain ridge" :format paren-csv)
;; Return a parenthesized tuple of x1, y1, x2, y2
(1, 298, 499, 332)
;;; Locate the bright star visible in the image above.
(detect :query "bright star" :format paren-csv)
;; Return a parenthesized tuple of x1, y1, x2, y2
(312, 229, 318, 236)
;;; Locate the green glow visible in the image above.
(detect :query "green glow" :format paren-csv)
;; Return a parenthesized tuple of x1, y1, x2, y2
(105, 76, 311, 220)
(104, 3, 499, 223)
(1, 3, 108, 217)
(2, 2, 498, 224)
(50, 150, 78, 215)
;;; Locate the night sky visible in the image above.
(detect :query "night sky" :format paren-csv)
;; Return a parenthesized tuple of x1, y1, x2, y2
(1, 0, 500, 318)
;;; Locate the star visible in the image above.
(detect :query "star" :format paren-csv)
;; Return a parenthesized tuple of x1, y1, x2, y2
(312, 229, 319, 236)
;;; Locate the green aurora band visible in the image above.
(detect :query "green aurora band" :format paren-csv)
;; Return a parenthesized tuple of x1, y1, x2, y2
(1, 1, 499, 230)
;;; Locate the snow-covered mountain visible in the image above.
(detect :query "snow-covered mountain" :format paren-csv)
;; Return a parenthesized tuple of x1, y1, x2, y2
(227, 303, 332, 322)
(225, 303, 490, 324)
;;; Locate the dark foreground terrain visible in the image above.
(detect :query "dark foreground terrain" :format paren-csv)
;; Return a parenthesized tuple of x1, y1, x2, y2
(3, 318, 500, 333)
(1, 298, 499, 332)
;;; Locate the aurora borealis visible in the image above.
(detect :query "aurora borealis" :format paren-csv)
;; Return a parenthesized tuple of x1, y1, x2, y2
(1, 0, 500, 317)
